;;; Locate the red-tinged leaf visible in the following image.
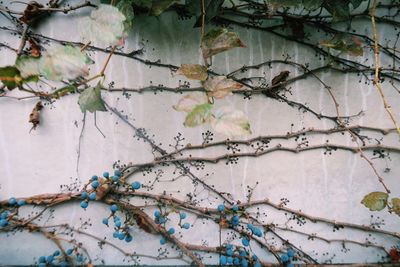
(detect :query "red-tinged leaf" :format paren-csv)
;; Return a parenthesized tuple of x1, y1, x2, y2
(389, 247, 400, 263)
(135, 214, 154, 233)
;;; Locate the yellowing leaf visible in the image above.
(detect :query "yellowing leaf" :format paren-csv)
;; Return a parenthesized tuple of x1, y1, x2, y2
(173, 92, 208, 112)
(78, 83, 107, 113)
(361, 192, 388, 211)
(320, 34, 363, 56)
(391, 198, 400, 216)
(150, 0, 179, 16)
(39, 44, 93, 81)
(184, 103, 213, 127)
(201, 28, 246, 64)
(0, 66, 22, 89)
(211, 106, 251, 137)
(79, 4, 127, 47)
(176, 64, 208, 81)
(15, 56, 40, 78)
(203, 76, 243, 99)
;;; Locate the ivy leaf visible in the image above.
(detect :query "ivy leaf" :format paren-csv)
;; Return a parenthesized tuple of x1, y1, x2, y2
(184, 103, 213, 127)
(15, 56, 40, 79)
(176, 64, 208, 81)
(0, 66, 22, 90)
(39, 44, 93, 81)
(78, 83, 107, 113)
(79, 4, 127, 47)
(150, 0, 178, 16)
(323, 0, 350, 20)
(361, 192, 388, 211)
(201, 28, 246, 64)
(302, 0, 324, 10)
(320, 34, 363, 56)
(203, 76, 243, 99)
(193, 0, 225, 27)
(211, 106, 251, 137)
(116, 0, 135, 29)
(174, 92, 208, 112)
(391, 198, 400, 216)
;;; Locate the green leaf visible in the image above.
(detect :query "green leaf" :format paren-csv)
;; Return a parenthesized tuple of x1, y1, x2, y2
(39, 44, 93, 81)
(79, 4, 127, 47)
(302, 0, 324, 10)
(184, 103, 213, 127)
(323, 0, 350, 20)
(350, 0, 364, 9)
(78, 83, 107, 113)
(201, 28, 246, 64)
(52, 85, 78, 99)
(391, 198, 400, 216)
(320, 34, 363, 56)
(203, 76, 243, 99)
(193, 0, 224, 27)
(361, 192, 388, 211)
(176, 64, 208, 81)
(211, 106, 251, 137)
(15, 56, 40, 78)
(0, 66, 21, 90)
(174, 92, 208, 112)
(150, 0, 178, 16)
(116, 0, 135, 29)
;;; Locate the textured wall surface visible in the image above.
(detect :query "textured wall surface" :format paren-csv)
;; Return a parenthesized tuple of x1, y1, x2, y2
(0, 1, 399, 265)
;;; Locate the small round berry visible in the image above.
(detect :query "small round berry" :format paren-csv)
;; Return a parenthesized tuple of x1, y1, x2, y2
(226, 248, 234, 256)
(220, 255, 227, 265)
(232, 205, 239, 212)
(154, 210, 161, 218)
(226, 244, 233, 250)
(8, 197, 17, 205)
(241, 237, 249, 247)
(66, 248, 73, 255)
(114, 170, 122, 177)
(159, 217, 167, 224)
(131, 181, 141, 190)
(81, 191, 88, 199)
(89, 192, 97, 201)
(287, 248, 295, 258)
(102, 218, 109, 225)
(233, 257, 240, 265)
(53, 250, 60, 256)
(91, 175, 98, 181)
(17, 199, 26, 206)
(217, 204, 225, 212)
(241, 259, 248, 267)
(254, 261, 261, 267)
(115, 220, 122, 228)
(103, 172, 109, 178)
(168, 227, 175, 235)
(80, 201, 89, 209)
(252, 255, 258, 261)
(77, 255, 84, 262)
(111, 176, 119, 182)
(118, 232, 125, 240)
(179, 212, 187, 220)
(114, 216, 121, 222)
(113, 232, 119, 238)
(125, 235, 133, 242)
(110, 204, 118, 212)
(0, 219, 8, 227)
(247, 223, 254, 230)
(1, 211, 8, 219)
(239, 250, 247, 257)
(281, 254, 289, 262)
(253, 227, 262, 237)
(227, 256, 233, 264)
(160, 237, 167, 245)
(38, 256, 46, 263)
(182, 222, 190, 229)
(60, 261, 68, 267)
(91, 180, 99, 189)
(46, 255, 54, 263)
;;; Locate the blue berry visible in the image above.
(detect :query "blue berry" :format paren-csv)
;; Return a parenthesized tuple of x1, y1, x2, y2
(168, 227, 175, 235)
(239, 250, 247, 257)
(53, 250, 60, 256)
(80, 201, 88, 209)
(226, 248, 234, 256)
(159, 217, 167, 224)
(60, 261, 68, 267)
(125, 235, 133, 242)
(131, 181, 141, 190)
(252, 255, 258, 261)
(241, 237, 249, 247)
(102, 218, 109, 225)
(91, 180, 99, 189)
(252, 227, 262, 237)
(118, 232, 125, 240)
(113, 232, 119, 238)
(233, 257, 240, 265)
(241, 259, 248, 267)
(17, 199, 26, 206)
(81, 191, 88, 199)
(281, 254, 289, 262)
(232, 205, 239, 212)
(217, 204, 225, 212)
(115, 220, 122, 228)
(111, 176, 119, 182)
(154, 210, 161, 218)
(38, 263, 46, 267)
(182, 222, 190, 229)
(254, 261, 261, 267)
(247, 223, 254, 230)
(114, 170, 122, 177)
(77, 254, 84, 262)
(110, 204, 118, 212)
(38, 256, 46, 263)
(220, 255, 227, 265)
(287, 248, 295, 258)
(47, 255, 54, 263)
(160, 237, 167, 245)
(0, 219, 8, 227)
(1, 211, 8, 219)
(66, 248, 73, 255)
(179, 212, 187, 220)
(8, 197, 17, 205)
(227, 256, 233, 264)
(114, 216, 121, 222)
(103, 171, 109, 178)
(226, 244, 233, 250)
(91, 175, 98, 181)
(89, 192, 97, 200)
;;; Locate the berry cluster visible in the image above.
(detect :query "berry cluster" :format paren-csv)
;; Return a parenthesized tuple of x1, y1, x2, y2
(280, 248, 296, 266)
(37, 247, 85, 267)
(219, 244, 261, 267)
(0, 211, 9, 227)
(103, 204, 133, 242)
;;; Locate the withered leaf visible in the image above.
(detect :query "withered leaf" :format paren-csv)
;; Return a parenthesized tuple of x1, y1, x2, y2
(176, 64, 208, 81)
(29, 101, 43, 132)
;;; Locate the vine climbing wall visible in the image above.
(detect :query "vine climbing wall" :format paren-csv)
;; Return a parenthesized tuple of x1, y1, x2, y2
(0, 0, 399, 266)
